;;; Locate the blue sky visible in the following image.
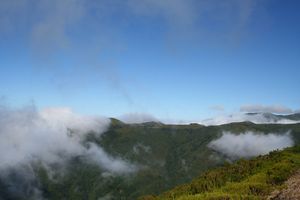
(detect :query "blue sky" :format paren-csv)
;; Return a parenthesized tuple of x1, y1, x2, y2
(0, 0, 300, 121)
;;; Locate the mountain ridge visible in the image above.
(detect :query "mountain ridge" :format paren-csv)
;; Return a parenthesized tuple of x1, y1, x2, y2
(1, 121, 300, 199)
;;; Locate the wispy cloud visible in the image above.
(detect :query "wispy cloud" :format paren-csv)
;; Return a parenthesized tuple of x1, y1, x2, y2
(0, 0, 266, 104)
(128, 0, 196, 26)
(210, 105, 225, 112)
(0, 0, 263, 56)
(0, 104, 136, 173)
(0, 103, 145, 199)
(240, 104, 293, 114)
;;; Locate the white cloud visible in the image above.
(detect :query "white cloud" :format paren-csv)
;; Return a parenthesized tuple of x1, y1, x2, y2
(85, 143, 137, 173)
(208, 131, 294, 159)
(240, 104, 293, 114)
(0, 105, 135, 174)
(200, 113, 300, 126)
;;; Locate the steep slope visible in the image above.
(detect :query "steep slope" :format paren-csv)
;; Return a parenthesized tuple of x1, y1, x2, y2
(267, 170, 300, 199)
(140, 146, 300, 200)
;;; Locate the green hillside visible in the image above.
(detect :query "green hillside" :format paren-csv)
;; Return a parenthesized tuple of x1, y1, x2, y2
(140, 145, 300, 200)
(1, 120, 300, 200)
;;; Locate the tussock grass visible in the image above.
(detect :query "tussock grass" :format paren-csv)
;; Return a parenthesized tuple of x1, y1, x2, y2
(139, 146, 300, 200)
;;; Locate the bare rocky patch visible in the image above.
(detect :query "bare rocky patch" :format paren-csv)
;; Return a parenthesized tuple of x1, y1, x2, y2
(268, 170, 300, 200)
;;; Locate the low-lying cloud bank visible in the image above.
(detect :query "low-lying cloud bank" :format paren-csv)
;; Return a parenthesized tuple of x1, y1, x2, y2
(200, 113, 300, 126)
(117, 112, 300, 126)
(0, 105, 136, 174)
(208, 131, 294, 159)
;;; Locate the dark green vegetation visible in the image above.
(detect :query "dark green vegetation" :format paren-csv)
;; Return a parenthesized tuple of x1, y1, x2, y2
(1, 117, 300, 200)
(140, 145, 300, 200)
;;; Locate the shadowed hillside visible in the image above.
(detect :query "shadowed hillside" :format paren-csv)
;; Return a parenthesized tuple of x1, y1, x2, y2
(139, 145, 300, 200)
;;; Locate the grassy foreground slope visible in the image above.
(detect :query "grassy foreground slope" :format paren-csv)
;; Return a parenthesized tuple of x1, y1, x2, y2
(140, 145, 300, 200)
